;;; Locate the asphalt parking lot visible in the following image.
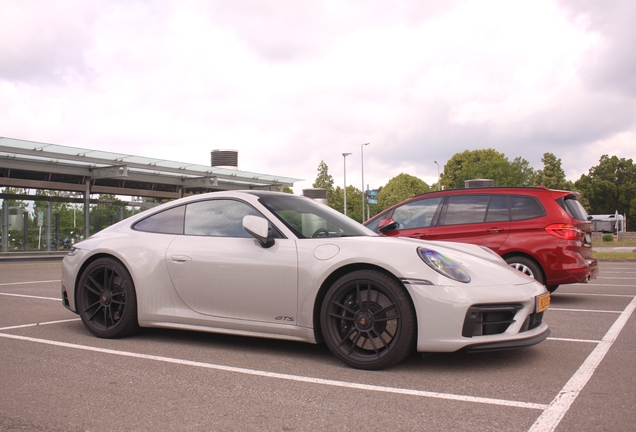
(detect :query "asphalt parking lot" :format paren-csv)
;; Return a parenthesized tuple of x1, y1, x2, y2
(1, 260, 634, 432)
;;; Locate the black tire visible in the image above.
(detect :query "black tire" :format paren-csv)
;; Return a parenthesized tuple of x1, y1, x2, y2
(505, 256, 545, 285)
(320, 270, 416, 370)
(546, 285, 560, 293)
(77, 257, 139, 338)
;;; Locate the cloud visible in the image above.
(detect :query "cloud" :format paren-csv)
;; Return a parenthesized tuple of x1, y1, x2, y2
(0, 0, 634, 196)
(0, 0, 103, 84)
(558, 0, 636, 96)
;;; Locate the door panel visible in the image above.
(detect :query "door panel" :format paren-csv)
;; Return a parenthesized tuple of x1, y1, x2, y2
(428, 194, 510, 251)
(166, 236, 298, 323)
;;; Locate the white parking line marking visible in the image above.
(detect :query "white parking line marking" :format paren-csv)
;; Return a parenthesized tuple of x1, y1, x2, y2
(0, 318, 80, 331)
(552, 293, 635, 298)
(0, 280, 60, 286)
(0, 293, 60, 301)
(548, 308, 621, 314)
(593, 277, 636, 280)
(0, 331, 548, 411)
(529, 295, 636, 432)
(601, 271, 636, 274)
(547, 337, 600, 344)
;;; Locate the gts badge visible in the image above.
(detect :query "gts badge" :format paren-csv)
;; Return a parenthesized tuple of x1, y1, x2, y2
(275, 316, 294, 322)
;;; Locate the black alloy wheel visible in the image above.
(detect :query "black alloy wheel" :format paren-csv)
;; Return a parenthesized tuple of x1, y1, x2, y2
(77, 257, 139, 338)
(320, 270, 416, 370)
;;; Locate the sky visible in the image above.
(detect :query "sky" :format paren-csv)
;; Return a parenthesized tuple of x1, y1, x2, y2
(1, 0, 635, 194)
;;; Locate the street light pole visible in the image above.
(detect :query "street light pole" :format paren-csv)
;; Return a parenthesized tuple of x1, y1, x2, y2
(361, 143, 369, 222)
(434, 161, 440, 190)
(342, 152, 352, 215)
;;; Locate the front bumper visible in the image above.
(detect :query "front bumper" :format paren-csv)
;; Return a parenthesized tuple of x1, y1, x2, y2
(460, 327, 550, 352)
(404, 280, 550, 353)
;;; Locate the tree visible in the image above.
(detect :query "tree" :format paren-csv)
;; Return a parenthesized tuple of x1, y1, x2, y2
(330, 185, 365, 222)
(510, 156, 535, 186)
(532, 153, 574, 190)
(312, 161, 334, 191)
(89, 194, 132, 233)
(312, 160, 348, 212)
(1, 187, 28, 210)
(574, 155, 636, 231)
(441, 149, 534, 189)
(267, 186, 294, 194)
(378, 173, 429, 210)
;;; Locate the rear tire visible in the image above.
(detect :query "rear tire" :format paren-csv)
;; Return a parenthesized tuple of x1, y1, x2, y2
(505, 256, 545, 285)
(320, 270, 416, 370)
(77, 257, 139, 338)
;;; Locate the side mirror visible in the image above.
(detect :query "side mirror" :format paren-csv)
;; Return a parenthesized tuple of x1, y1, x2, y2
(378, 218, 399, 232)
(243, 215, 275, 248)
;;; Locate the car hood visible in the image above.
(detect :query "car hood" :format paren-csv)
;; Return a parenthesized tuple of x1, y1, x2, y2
(305, 235, 540, 289)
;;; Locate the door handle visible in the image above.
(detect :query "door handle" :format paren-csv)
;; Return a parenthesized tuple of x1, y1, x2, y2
(171, 255, 192, 263)
(486, 228, 504, 233)
(409, 233, 425, 238)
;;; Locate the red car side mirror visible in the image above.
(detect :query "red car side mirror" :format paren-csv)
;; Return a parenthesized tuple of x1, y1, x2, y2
(378, 218, 399, 232)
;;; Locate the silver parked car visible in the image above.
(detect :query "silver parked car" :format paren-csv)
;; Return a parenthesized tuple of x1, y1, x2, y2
(61, 191, 550, 370)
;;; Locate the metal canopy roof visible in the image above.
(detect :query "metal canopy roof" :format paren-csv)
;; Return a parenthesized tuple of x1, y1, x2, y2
(0, 137, 302, 199)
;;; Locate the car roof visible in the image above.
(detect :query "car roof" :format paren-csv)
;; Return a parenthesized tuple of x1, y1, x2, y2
(365, 186, 580, 224)
(411, 186, 578, 199)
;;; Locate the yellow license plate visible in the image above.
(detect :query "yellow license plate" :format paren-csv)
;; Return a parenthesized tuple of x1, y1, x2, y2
(536, 293, 551, 313)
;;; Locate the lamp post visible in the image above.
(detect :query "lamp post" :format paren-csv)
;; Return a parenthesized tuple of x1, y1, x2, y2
(342, 152, 352, 215)
(434, 160, 440, 190)
(361, 143, 370, 222)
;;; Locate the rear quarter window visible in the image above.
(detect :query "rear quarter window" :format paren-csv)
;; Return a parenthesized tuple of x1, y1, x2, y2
(510, 196, 545, 221)
(133, 205, 185, 234)
(563, 197, 589, 221)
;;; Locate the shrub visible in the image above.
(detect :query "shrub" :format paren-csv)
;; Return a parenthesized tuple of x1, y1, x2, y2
(602, 234, 614, 242)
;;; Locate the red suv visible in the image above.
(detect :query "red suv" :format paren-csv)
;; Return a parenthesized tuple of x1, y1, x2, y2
(364, 186, 598, 292)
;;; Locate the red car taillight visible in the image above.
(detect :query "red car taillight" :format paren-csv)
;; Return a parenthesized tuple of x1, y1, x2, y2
(545, 223, 582, 240)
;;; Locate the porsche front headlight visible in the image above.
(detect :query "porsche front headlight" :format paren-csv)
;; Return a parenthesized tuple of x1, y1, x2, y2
(66, 247, 81, 257)
(417, 247, 471, 283)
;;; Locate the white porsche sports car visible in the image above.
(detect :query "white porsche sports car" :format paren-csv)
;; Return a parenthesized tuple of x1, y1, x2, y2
(61, 190, 550, 370)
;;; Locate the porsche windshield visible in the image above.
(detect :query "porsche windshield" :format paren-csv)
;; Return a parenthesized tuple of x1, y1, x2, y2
(256, 193, 376, 239)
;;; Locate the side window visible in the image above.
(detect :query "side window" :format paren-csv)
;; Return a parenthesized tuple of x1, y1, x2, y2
(185, 200, 261, 237)
(392, 197, 442, 229)
(133, 205, 185, 234)
(485, 195, 509, 222)
(510, 196, 545, 221)
(441, 195, 490, 225)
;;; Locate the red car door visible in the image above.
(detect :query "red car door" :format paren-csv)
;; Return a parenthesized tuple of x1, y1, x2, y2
(425, 194, 511, 252)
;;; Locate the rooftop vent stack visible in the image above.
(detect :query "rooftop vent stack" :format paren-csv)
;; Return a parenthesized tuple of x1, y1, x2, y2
(465, 179, 495, 188)
(302, 188, 328, 205)
(211, 149, 239, 170)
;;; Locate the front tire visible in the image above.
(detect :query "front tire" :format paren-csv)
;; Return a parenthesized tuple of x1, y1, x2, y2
(320, 270, 416, 370)
(77, 257, 139, 338)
